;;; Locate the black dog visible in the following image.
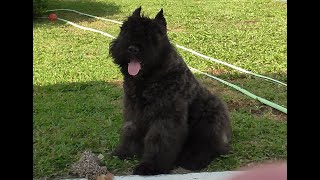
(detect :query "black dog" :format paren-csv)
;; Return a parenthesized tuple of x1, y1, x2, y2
(109, 7, 232, 175)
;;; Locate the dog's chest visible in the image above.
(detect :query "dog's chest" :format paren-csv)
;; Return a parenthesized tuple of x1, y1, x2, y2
(125, 81, 161, 106)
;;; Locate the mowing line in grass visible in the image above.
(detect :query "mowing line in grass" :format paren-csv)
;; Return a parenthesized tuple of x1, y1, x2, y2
(45, 8, 286, 87)
(42, 15, 287, 114)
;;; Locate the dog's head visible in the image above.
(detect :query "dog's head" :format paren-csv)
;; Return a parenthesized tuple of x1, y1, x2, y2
(109, 7, 171, 77)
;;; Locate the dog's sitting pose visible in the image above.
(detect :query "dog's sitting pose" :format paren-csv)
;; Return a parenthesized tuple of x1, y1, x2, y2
(109, 7, 232, 175)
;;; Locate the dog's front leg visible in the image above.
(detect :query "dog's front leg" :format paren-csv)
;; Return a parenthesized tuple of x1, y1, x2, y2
(133, 103, 188, 175)
(111, 120, 144, 160)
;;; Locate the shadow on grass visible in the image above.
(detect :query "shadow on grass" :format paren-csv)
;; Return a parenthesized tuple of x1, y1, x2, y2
(33, 0, 121, 26)
(33, 80, 126, 179)
(33, 79, 287, 179)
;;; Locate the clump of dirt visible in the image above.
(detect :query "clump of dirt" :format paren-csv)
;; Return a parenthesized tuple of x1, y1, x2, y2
(70, 151, 113, 180)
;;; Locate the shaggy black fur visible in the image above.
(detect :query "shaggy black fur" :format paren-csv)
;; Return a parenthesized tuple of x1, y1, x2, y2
(109, 7, 232, 175)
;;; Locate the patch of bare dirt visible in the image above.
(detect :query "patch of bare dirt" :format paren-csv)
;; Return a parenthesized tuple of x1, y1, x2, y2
(199, 78, 287, 121)
(236, 20, 259, 25)
(168, 25, 185, 33)
(210, 68, 227, 76)
(108, 80, 123, 88)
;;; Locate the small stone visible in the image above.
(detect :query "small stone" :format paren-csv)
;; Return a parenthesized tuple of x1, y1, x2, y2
(98, 154, 104, 160)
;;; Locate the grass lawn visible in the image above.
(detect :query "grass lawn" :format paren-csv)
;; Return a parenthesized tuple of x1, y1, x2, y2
(33, 0, 287, 179)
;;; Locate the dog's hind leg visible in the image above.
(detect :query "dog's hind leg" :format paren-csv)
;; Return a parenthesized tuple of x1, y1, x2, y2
(177, 95, 232, 170)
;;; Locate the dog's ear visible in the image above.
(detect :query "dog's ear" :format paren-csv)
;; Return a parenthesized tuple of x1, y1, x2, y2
(132, 6, 142, 17)
(155, 8, 167, 27)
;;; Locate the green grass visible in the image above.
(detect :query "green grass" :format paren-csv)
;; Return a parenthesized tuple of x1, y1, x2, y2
(33, 0, 287, 179)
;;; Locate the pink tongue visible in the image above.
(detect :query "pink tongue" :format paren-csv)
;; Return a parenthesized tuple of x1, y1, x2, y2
(128, 59, 141, 76)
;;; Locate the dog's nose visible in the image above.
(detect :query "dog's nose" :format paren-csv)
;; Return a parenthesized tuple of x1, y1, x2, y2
(128, 45, 140, 54)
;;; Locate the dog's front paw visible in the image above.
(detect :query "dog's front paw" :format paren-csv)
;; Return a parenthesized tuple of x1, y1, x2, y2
(133, 162, 169, 175)
(111, 146, 133, 160)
